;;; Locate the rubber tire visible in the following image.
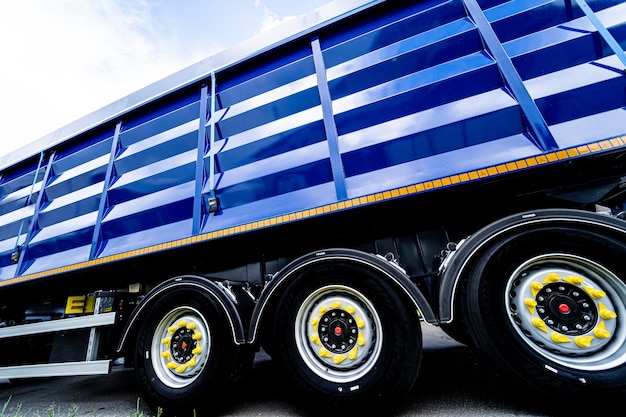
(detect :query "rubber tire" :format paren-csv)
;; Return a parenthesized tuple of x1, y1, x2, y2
(135, 289, 238, 417)
(273, 261, 422, 413)
(461, 227, 626, 399)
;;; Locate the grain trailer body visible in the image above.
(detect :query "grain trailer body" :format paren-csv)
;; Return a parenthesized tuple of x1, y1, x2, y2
(1, 0, 626, 414)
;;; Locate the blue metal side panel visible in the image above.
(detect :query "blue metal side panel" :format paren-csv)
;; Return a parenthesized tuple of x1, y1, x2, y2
(16, 136, 115, 275)
(91, 122, 122, 260)
(202, 46, 336, 231)
(95, 98, 202, 257)
(0, 172, 43, 241)
(329, 0, 625, 197)
(0, 0, 625, 283)
(0, 159, 46, 279)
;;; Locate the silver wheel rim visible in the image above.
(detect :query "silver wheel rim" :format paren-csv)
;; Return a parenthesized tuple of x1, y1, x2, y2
(295, 284, 383, 383)
(506, 253, 626, 371)
(150, 306, 211, 388)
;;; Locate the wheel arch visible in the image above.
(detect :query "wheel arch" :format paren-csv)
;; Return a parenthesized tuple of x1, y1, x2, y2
(116, 275, 246, 355)
(248, 248, 437, 346)
(438, 208, 626, 323)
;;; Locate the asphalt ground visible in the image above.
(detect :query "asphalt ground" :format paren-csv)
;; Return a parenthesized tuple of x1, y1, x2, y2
(0, 324, 609, 416)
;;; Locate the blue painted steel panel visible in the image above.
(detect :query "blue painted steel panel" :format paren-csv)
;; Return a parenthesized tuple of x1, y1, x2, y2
(327, 21, 483, 100)
(99, 219, 193, 258)
(321, 0, 468, 56)
(91, 123, 122, 260)
(345, 132, 541, 198)
(119, 102, 200, 148)
(27, 212, 96, 258)
(218, 87, 321, 137)
(22, 245, 93, 276)
(333, 53, 502, 136)
(0, 171, 44, 203)
(100, 181, 195, 251)
(506, 5, 626, 79)
(0, 206, 36, 241)
(0, 0, 625, 282)
(575, 0, 626, 67)
(16, 153, 56, 275)
(208, 182, 339, 231)
(215, 120, 327, 172)
(215, 159, 334, 209)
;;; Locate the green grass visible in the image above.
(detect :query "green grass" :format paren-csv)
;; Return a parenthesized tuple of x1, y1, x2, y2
(0, 397, 163, 417)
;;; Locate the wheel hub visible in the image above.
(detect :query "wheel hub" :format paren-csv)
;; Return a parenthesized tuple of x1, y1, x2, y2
(171, 327, 198, 363)
(536, 283, 596, 335)
(318, 309, 358, 354)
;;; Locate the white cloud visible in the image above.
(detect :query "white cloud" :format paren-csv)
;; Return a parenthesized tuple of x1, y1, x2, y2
(259, 5, 295, 33)
(0, 0, 215, 158)
(0, 0, 332, 161)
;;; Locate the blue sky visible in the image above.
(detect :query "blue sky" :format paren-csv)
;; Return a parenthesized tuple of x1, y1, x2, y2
(0, 0, 332, 158)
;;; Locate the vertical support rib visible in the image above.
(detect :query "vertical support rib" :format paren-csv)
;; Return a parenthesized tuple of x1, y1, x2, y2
(193, 84, 209, 235)
(463, 0, 559, 152)
(574, 0, 626, 71)
(16, 151, 55, 276)
(209, 72, 217, 197)
(204, 72, 219, 214)
(311, 37, 348, 201)
(90, 122, 122, 260)
(13, 151, 45, 262)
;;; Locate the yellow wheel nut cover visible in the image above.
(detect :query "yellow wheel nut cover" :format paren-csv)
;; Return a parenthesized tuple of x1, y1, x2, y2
(319, 348, 332, 358)
(544, 273, 561, 283)
(531, 317, 548, 333)
(550, 332, 571, 343)
(186, 322, 196, 330)
(329, 301, 342, 309)
(584, 286, 607, 299)
(357, 331, 366, 346)
(355, 315, 365, 329)
(530, 282, 544, 297)
(192, 347, 202, 355)
(310, 333, 322, 346)
(594, 322, 611, 339)
(599, 303, 617, 320)
(187, 356, 196, 367)
(563, 275, 584, 285)
(310, 317, 319, 330)
(343, 305, 356, 314)
(192, 331, 202, 340)
(348, 346, 358, 360)
(575, 335, 594, 348)
(333, 355, 347, 364)
(177, 320, 187, 327)
(524, 298, 537, 315)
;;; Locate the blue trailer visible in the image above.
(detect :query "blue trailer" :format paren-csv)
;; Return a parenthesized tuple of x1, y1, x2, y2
(1, 0, 626, 414)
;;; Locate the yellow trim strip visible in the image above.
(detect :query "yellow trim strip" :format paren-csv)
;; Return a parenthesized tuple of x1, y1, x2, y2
(3, 135, 625, 287)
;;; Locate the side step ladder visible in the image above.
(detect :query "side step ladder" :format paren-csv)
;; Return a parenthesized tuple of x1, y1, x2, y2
(0, 310, 116, 379)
